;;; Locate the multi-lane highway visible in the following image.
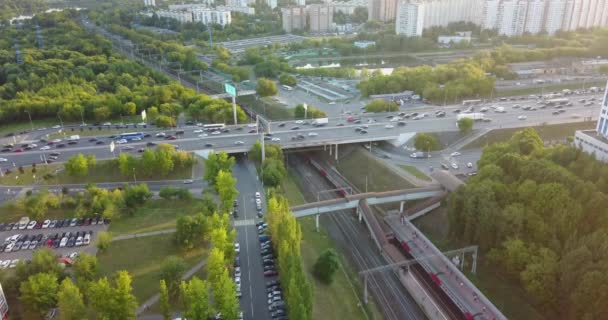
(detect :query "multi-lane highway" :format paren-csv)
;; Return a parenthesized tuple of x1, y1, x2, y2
(0, 92, 601, 173)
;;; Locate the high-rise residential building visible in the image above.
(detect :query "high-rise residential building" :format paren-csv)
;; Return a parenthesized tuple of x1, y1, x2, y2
(297, 0, 307, 5)
(192, 9, 232, 26)
(308, 4, 334, 32)
(483, 0, 608, 36)
(574, 82, 608, 161)
(332, 0, 368, 14)
(226, 0, 249, 7)
(144, 0, 156, 6)
(368, 0, 398, 22)
(421, 0, 483, 28)
(267, 0, 278, 9)
(395, 1, 424, 36)
(281, 6, 307, 32)
(155, 10, 194, 23)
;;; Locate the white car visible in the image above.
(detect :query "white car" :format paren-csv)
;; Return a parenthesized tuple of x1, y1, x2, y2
(451, 163, 459, 169)
(183, 179, 194, 184)
(308, 132, 318, 137)
(131, 137, 142, 141)
(26, 220, 36, 230)
(467, 162, 473, 168)
(294, 120, 304, 124)
(256, 198, 262, 204)
(211, 131, 221, 135)
(235, 267, 241, 278)
(29, 144, 37, 148)
(40, 146, 51, 150)
(9, 259, 19, 268)
(102, 122, 112, 126)
(4, 243, 14, 253)
(0, 158, 7, 162)
(234, 276, 241, 285)
(59, 237, 68, 248)
(450, 152, 461, 157)
(271, 137, 281, 142)
(116, 139, 128, 144)
(42, 219, 51, 229)
(385, 124, 394, 129)
(234, 141, 244, 145)
(198, 134, 208, 138)
(194, 129, 203, 133)
(52, 125, 61, 129)
(155, 132, 166, 137)
(0, 260, 10, 269)
(84, 234, 91, 246)
(51, 139, 62, 143)
(234, 243, 240, 254)
(255, 192, 261, 198)
(517, 115, 527, 120)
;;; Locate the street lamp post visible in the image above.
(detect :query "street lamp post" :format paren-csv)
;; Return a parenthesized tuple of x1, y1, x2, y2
(24, 110, 33, 131)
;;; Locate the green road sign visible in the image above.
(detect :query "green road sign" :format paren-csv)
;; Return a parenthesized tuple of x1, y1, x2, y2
(224, 83, 237, 96)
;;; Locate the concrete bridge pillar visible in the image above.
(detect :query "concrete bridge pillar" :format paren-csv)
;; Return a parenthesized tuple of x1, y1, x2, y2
(315, 214, 320, 232)
(357, 205, 362, 223)
(335, 144, 338, 161)
(399, 200, 406, 213)
(329, 144, 332, 156)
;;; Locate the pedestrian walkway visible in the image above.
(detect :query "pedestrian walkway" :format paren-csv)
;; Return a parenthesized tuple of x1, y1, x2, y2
(136, 257, 209, 315)
(112, 229, 177, 242)
(448, 128, 490, 151)
(233, 219, 255, 227)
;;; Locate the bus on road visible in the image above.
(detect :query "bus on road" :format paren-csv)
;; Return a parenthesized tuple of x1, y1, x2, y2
(203, 124, 225, 131)
(118, 132, 144, 141)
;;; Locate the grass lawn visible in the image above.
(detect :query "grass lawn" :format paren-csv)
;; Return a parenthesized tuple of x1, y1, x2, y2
(98, 233, 208, 303)
(462, 121, 595, 150)
(108, 199, 206, 236)
(280, 173, 307, 206)
(239, 95, 294, 121)
(414, 207, 545, 320)
(336, 148, 414, 192)
(494, 81, 606, 97)
(0, 163, 62, 186)
(398, 165, 431, 181)
(42, 160, 193, 185)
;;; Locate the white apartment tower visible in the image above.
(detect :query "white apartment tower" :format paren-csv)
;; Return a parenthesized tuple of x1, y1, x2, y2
(395, 1, 425, 36)
(369, 0, 398, 22)
(483, 0, 608, 36)
(267, 0, 278, 8)
(308, 4, 334, 32)
(144, 0, 156, 6)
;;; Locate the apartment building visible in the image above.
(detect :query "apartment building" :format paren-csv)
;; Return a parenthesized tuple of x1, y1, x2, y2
(281, 6, 307, 32)
(192, 8, 232, 27)
(395, 1, 424, 36)
(143, 0, 156, 6)
(483, 0, 608, 36)
(155, 10, 194, 23)
(308, 4, 334, 32)
(368, 0, 398, 22)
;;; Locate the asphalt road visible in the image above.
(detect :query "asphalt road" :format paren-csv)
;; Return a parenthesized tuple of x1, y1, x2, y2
(233, 158, 271, 320)
(0, 92, 600, 171)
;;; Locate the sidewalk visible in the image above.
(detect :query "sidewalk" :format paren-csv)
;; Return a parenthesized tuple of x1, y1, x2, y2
(112, 229, 176, 242)
(136, 256, 209, 315)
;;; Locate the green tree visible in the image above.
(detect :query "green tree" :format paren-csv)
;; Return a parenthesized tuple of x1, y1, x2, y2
(279, 73, 297, 86)
(365, 99, 398, 113)
(261, 159, 287, 187)
(180, 277, 210, 320)
(213, 269, 239, 320)
(159, 280, 171, 320)
(215, 170, 239, 213)
(457, 117, 474, 134)
(147, 106, 160, 122)
(156, 115, 176, 128)
(204, 151, 235, 185)
(57, 278, 86, 320)
(175, 214, 207, 250)
(114, 271, 138, 320)
(256, 78, 278, 97)
(65, 153, 89, 177)
(88, 278, 114, 319)
(20, 272, 59, 316)
(160, 256, 187, 297)
(123, 183, 152, 210)
(206, 248, 226, 294)
(313, 249, 340, 284)
(73, 252, 99, 282)
(96, 231, 112, 252)
(413, 133, 440, 151)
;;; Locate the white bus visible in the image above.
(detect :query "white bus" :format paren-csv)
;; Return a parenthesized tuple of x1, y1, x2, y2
(282, 85, 293, 91)
(203, 123, 225, 131)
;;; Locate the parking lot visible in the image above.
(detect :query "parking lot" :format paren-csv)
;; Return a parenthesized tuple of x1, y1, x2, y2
(0, 218, 108, 266)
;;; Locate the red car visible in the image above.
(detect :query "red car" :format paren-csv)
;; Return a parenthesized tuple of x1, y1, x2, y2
(13, 148, 23, 153)
(264, 270, 278, 277)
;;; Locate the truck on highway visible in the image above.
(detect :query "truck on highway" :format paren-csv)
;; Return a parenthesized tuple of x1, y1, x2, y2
(494, 107, 506, 113)
(68, 135, 80, 141)
(457, 113, 485, 121)
(312, 118, 329, 127)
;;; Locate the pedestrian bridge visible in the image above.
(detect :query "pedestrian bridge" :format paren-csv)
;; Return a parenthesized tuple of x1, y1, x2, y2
(290, 186, 445, 217)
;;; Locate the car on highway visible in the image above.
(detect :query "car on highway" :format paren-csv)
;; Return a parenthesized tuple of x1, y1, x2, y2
(234, 141, 244, 145)
(155, 132, 166, 137)
(271, 137, 281, 142)
(517, 115, 527, 120)
(450, 152, 461, 157)
(116, 139, 128, 144)
(290, 126, 300, 130)
(385, 124, 394, 129)
(211, 131, 221, 135)
(13, 148, 23, 153)
(451, 163, 459, 169)
(205, 143, 213, 147)
(0, 158, 6, 162)
(194, 129, 204, 133)
(40, 146, 51, 150)
(234, 243, 240, 254)
(467, 162, 473, 168)
(294, 120, 304, 124)
(183, 179, 194, 184)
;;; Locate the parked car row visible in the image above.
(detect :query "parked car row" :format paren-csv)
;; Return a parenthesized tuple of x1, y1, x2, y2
(257, 223, 287, 319)
(0, 259, 20, 269)
(2, 230, 94, 253)
(255, 191, 264, 218)
(0, 217, 108, 232)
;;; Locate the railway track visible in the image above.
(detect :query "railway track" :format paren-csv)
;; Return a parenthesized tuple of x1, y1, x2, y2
(289, 154, 426, 320)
